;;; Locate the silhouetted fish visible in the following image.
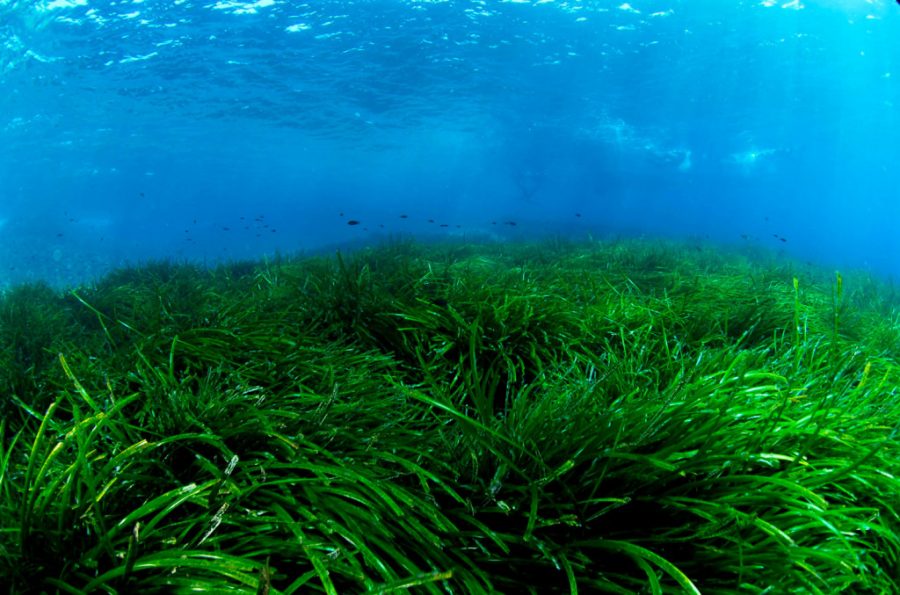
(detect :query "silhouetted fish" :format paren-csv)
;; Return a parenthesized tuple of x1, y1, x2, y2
(399, 214, 408, 219)
(347, 220, 361, 226)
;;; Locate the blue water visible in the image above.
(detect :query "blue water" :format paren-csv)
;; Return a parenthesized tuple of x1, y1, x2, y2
(2, 0, 899, 287)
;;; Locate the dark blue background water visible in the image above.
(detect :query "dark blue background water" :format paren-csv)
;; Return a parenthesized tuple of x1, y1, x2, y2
(1, 0, 898, 287)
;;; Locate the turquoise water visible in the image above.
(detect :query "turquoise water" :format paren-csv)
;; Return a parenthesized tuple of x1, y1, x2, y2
(1, 0, 898, 287)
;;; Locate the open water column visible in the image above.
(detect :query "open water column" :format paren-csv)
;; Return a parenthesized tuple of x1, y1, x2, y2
(0, 0, 898, 284)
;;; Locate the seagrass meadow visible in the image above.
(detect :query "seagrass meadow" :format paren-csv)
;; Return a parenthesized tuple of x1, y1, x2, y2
(1, 238, 899, 594)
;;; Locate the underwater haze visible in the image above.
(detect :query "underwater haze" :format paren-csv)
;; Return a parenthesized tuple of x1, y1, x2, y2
(1, 0, 899, 287)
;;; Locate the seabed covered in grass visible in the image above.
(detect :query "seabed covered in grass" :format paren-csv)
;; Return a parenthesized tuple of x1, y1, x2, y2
(1, 237, 899, 593)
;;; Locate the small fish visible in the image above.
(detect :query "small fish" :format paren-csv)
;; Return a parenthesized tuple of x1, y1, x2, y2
(504, 221, 517, 226)
(779, 237, 787, 243)
(439, 223, 449, 227)
(339, 212, 345, 217)
(347, 220, 361, 226)
(428, 219, 435, 223)
(399, 214, 408, 219)
(575, 213, 581, 218)
(223, 227, 230, 231)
